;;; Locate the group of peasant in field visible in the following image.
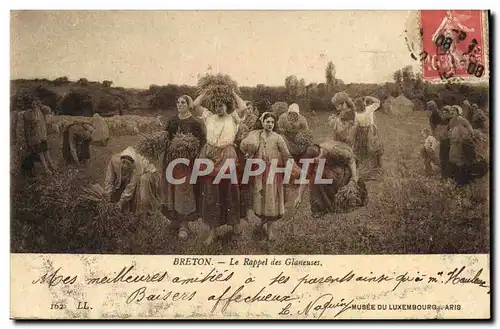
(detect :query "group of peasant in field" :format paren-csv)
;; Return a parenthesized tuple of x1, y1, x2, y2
(11, 76, 489, 246)
(419, 100, 489, 187)
(151, 89, 372, 245)
(11, 97, 109, 176)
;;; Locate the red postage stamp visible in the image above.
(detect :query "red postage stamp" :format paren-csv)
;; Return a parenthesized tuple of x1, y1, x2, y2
(419, 10, 487, 81)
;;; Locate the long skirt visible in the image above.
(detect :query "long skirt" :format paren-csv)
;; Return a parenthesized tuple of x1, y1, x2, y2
(236, 150, 252, 219)
(115, 171, 162, 214)
(198, 144, 241, 229)
(354, 125, 384, 159)
(310, 165, 367, 215)
(448, 129, 489, 185)
(439, 138, 451, 179)
(161, 164, 198, 222)
(252, 162, 286, 222)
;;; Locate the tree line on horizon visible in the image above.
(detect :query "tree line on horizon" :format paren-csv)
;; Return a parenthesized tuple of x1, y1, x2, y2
(11, 61, 489, 115)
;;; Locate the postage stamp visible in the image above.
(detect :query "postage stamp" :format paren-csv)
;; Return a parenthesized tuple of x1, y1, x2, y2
(9, 10, 490, 320)
(419, 10, 488, 81)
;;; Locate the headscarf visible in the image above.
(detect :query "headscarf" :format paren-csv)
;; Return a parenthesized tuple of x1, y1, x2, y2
(259, 111, 273, 125)
(288, 103, 300, 114)
(120, 155, 135, 163)
(452, 105, 463, 116)
(427, 101, 438, 112)
(179, 95, 194, 109)
(442, 105, 453, 117)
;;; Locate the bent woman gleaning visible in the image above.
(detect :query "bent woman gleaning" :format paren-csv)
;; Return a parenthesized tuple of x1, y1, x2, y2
(294, 141, 368, 216)
(104, 146, 163, 219)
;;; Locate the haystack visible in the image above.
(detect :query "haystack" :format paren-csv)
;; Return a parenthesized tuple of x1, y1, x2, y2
(91, 113, 111, 146)
(389, 94, 414, 117)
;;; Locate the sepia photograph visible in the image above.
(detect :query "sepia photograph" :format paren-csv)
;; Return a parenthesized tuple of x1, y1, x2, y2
(10, 10, 490, 257)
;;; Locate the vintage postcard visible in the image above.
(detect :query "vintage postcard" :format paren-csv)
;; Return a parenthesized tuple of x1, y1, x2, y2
(10, 10, 490, 320)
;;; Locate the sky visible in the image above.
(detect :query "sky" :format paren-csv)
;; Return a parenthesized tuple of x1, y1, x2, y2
(10, 10, 421, 89)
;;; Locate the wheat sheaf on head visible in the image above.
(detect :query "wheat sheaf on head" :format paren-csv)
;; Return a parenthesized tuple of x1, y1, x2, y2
(196, 73, 239, 111)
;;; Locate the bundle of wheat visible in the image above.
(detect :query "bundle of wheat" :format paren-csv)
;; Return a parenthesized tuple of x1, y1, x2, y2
(272, 101, 288, 118)
(240, 130, 261, 157)
(81, 183, 107, 203)
(79, 183, 136, 237)
(331, 92, 351, 107)
(197, 74, 238, 111)
(197, 73, 238, 93)
(293, 130, 314, 155)
(470, 129, 489, 163)
(357, 160, 382, 181)
(333, 180, 363, 212)
(134, 131, 169, 161)
(166, 132, 200, 162)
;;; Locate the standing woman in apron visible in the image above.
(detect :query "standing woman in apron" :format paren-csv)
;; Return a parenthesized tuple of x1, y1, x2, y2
(197, 90, 248, 245)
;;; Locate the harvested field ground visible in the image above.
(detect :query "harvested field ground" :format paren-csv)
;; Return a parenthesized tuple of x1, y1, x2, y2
(10, 110, 490, 255)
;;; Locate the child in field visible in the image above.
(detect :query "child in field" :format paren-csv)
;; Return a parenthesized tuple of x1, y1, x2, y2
(420, 127, 440, 175)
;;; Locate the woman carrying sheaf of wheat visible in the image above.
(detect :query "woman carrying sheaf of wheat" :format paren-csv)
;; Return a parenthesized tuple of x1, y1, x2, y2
(161, 95, 207, 240)
(329, 95, 358, 147)
(353, 96, 384, 168)
(195, 88, 248, 245)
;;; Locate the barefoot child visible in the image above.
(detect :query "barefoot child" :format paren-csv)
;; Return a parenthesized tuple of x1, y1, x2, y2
(420, 127, 440, 175)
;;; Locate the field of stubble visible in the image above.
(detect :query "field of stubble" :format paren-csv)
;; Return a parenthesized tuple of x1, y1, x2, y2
(10, 110, 490, 255)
